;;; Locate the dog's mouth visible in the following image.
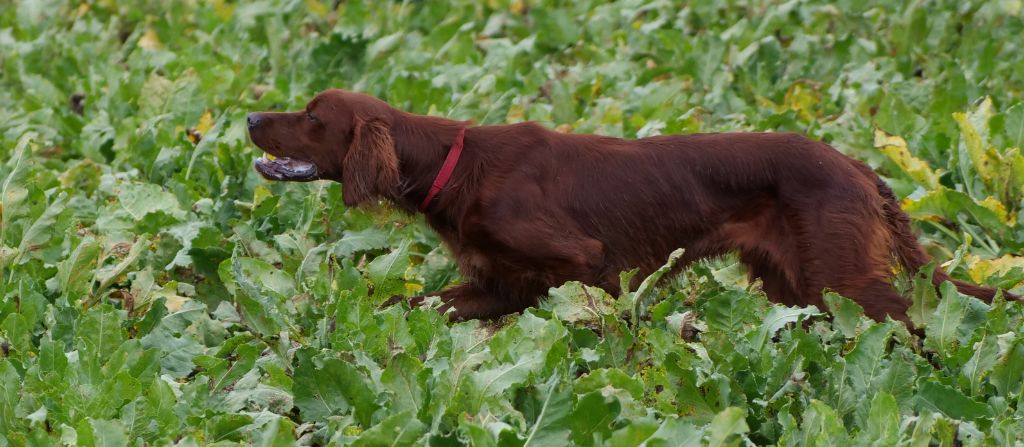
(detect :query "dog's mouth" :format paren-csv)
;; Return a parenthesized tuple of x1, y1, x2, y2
(253, 154, 319, 181)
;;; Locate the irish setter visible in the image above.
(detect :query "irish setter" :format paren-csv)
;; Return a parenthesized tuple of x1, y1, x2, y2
(247, 89, 1017, 324)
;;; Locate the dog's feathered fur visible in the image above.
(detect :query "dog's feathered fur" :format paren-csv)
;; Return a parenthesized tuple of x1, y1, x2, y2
(248, 89, 1017, 323)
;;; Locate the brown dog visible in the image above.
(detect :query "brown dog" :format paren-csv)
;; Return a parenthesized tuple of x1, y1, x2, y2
(248, 89, 1016, 323)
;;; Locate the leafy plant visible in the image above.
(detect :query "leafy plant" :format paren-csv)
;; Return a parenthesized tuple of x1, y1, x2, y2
(1, 0, 1024, 445)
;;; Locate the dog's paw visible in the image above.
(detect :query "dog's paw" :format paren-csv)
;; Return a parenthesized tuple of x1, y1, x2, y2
(381, 295, 430, 309)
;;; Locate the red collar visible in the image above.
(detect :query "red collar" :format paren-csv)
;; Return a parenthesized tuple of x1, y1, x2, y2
(418, 127, 466, 212)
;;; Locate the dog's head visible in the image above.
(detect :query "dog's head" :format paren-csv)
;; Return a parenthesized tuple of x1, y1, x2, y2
(248, 89, 400, 206)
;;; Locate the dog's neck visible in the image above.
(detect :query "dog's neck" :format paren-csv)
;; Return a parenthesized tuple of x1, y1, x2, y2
(386, 110, 468, 214)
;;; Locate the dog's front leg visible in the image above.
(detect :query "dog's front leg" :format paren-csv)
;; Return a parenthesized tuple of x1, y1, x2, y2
(384, 283, 533, 321)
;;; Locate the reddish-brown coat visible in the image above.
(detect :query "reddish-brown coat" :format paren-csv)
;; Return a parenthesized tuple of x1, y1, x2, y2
(248, 89, 1017, 323)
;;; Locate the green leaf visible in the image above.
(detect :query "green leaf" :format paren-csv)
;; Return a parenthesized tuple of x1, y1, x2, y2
(380, 353, 426, 418)
(37, 337, 68, 375)
(989, 333, 1024, 396)
(798, 400, 850, 446)
(706, 407, 748, 447)
(0, 360, 22, 433)
(703, 289, 755, 334)
(606, 417, 661, 446)
(228, 255, 294, 338)
(117, 182, 186, 221)
(846, 323, 893, 395)
(367, 239, 412, 300)
(855, 392, 899, 445)
(334, 227, 390, 257)
(209, 342, 259, 393)
(574, 368, 643, 400)
(521, 375, 572, 447)
(1002, 102, 1024, 148)
(15, 192, 68, 264)
(469, 352, 541, 407)
(352, 411, 425, 447)
(76, 305, 127, 361)
(570, 391, 620, 445)
(205, 413, 255, 442)
(875, 346, 918, 410)
(94, 234, 149, 298)
(908, 263, 939, 329)
(55, 236, 101, 300)
(823, 291, 864, 338)
(542, 281, 615, 323)
(1, 313, 30, 357)
(924, 282, 972, 361)
(87, 419, 129, 447)
(293, 352, 381, 426)
(631, 248, 684, 325)
(255, 417, 297, 447)
(961, 332, 1000, 397)
(914, 380, 992, 422)
(139, 300, 206, 378)
(753, 305, 820, 349)
(643, 417, 701, 447)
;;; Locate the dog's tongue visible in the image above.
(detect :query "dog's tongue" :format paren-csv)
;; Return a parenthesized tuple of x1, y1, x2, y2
(254, 155, 317, 180)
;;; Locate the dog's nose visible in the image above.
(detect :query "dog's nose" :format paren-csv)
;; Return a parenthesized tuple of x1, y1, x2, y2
(247, 113, 262, 130)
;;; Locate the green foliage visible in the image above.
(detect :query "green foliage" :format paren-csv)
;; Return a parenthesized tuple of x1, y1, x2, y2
(2, 0, 1024, 444)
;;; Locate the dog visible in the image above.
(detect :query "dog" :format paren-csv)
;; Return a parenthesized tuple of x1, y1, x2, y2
(247, 89, 1017, 324)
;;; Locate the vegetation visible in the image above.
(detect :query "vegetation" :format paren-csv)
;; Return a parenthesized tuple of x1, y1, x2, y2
(2, 0, 1024, 445)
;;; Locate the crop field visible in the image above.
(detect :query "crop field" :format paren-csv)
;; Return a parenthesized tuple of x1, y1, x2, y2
(2, 0, 1024, 445)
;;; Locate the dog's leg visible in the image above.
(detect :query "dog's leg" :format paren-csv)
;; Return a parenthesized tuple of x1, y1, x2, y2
(387, 283, 534, 321)
(743, 254, 801, 306)
(387, 214, 608, 321)
(439, 283, 536, 321)
(789, 201, 912, 322)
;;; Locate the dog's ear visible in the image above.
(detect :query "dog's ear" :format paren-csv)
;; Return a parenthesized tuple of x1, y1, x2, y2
(342, 117, 399, 206)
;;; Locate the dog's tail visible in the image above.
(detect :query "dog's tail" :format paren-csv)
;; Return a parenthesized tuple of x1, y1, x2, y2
(865, 165, 1019, 302)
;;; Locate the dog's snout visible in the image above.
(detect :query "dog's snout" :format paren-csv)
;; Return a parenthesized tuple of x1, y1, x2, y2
(247, 113, 263, 130)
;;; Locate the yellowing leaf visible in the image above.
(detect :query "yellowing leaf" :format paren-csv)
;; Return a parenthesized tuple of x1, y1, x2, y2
(213, 0, 235, 20)
(873, 129, 908, 149)
(506, 103, 525, 123)
(187, 110, 214, 144)
(164, 291, 190, 312)
(965, 254, 1024, 286)
(1008, 147, 1024, 197)
(253, 185, 273, 207)
(954, 100, 998, 184)
(977, 196, 1013, 225)
(305, 0, 328, 16)
(404, 282, 423, 295)
(784, 81, 820, 121)
(1009, 0, 1023, 15)
(874, 129, 942, 188)
(138, 29, 162, 50)
(755, 95, 784, 113)
(510, 0, 525, 15)
(196, 110, 214, 135)
(901, 187, 1009, 230)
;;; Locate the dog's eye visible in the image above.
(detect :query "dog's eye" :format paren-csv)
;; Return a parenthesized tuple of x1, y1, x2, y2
(306, 111, 319, 123)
